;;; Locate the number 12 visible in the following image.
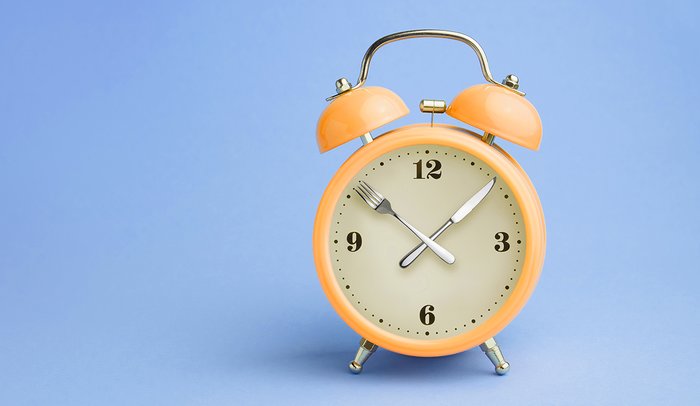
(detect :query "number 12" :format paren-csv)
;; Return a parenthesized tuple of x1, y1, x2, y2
(413, 159, 442, 179)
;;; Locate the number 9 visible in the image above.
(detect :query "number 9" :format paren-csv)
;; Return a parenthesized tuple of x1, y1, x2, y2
(347, 231, 362, 252)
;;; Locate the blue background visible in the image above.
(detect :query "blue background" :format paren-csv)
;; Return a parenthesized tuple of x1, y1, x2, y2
(1, 1, 698, 404)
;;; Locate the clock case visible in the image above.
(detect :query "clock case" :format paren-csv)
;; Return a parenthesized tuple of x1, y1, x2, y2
(313, 30, 545, 375)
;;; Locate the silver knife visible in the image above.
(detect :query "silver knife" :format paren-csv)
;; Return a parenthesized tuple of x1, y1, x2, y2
(399, 177, 496, 268)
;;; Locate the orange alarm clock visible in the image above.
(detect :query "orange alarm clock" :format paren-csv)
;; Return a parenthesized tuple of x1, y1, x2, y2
(313, 30, 545, 375)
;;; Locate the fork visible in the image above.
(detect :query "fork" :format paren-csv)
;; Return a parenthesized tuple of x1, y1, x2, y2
(354, 181, 455, 264)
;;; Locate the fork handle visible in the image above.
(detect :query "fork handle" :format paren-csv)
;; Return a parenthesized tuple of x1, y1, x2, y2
(400, 220, 454, 268)
(392, 214, 455, 264)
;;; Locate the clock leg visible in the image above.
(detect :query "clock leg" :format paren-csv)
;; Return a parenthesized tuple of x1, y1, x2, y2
(479, 337, 510, 375)
(348, 337, 378, 374)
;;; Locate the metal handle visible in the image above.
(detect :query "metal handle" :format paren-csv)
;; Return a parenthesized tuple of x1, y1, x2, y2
(327, 29, 524, 100)
(399, 220, 453, 268)
(393, 213, 455, 264)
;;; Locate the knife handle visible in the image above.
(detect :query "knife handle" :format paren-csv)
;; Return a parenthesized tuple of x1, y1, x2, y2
(399, 220, 453, 268)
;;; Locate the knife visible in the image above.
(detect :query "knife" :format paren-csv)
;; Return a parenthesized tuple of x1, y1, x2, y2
(399, 177, 496, 268)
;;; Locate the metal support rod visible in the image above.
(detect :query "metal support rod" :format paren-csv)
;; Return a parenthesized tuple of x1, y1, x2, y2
(480, 337, 510, 375)
(360, 132, 373, 145)
(348, 338, 378, 374)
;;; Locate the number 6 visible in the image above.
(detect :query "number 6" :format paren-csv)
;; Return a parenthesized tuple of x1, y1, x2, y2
(419, 304, 435, 325)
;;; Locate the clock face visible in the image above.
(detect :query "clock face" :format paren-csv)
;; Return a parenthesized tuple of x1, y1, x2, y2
(329, 143, 526, 340)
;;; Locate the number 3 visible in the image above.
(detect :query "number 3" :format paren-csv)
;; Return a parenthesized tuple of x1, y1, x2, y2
(494, 232, 510, 252)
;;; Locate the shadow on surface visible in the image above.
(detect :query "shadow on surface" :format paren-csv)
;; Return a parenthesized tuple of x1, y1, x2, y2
(249, 318, 497, 382)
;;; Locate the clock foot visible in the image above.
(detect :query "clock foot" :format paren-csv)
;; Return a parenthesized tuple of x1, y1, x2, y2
(480, 337, 510, 375)
(348, 337, 377, 374)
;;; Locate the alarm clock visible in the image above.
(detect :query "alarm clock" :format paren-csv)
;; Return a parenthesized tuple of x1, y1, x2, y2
(313, 30, 545, 375)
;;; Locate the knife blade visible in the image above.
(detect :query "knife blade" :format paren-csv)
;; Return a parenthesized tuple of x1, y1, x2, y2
(399, 177, 496, 268)
(450, 177, 496, 223)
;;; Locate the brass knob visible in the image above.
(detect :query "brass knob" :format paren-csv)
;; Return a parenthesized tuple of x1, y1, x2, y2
(419, 99, 447, 113)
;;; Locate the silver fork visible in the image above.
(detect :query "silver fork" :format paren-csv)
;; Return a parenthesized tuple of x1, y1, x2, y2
(354, 181, 455, 264)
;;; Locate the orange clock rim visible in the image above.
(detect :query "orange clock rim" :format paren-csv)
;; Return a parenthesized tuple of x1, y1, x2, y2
(313, 124, 546, 357)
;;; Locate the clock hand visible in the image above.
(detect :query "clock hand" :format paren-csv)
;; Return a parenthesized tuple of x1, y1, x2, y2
(354, 181, 455, 265)
(399, 177, 496, 268)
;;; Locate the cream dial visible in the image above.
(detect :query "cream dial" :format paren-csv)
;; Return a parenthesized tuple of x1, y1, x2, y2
(329, 143, 526, 340)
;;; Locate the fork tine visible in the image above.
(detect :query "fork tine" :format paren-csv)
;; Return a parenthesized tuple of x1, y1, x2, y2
(353, 187, 366, 202)
(357, 185, 376, 208)
(358, 182, 379, 206)
(353, 187, 375, 208)
(360, 181, 384, 200)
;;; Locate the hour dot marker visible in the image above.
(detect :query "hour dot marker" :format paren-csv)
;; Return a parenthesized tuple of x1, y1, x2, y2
(333, 240, 338, 244)
(345, 285, 350, 289)
(425, 150, 429, 154)
(517, 240, 521, 244)
(471, 319, 476, 323)
(504, 194, 509, 199)
(471, 162, 475, 166)
(505, 285, 510, 290)
(425, 332, 429, 336)
(379, 162, 384, 166)
(379, 319, 383, 323)
(346, 194, 351, 199)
